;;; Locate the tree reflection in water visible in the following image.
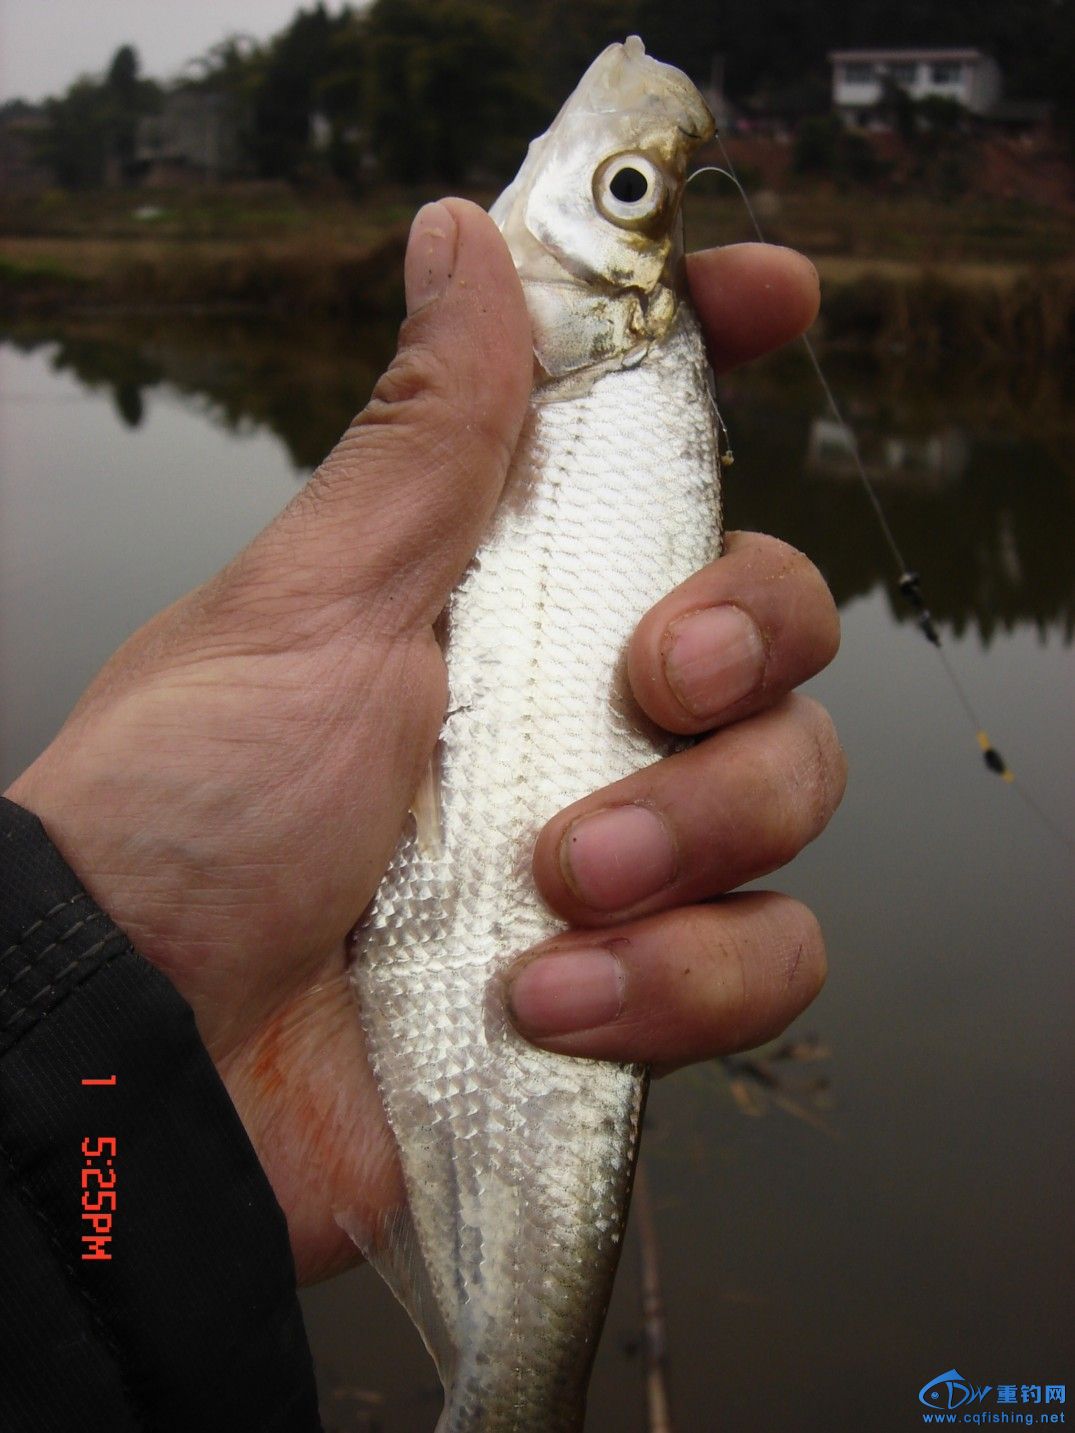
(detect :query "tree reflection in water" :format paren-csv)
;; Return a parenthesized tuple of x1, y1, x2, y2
(4, 317, 1071, 645)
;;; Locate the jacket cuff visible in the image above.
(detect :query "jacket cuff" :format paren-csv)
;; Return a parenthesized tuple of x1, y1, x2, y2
(0, 796, 322, 1431)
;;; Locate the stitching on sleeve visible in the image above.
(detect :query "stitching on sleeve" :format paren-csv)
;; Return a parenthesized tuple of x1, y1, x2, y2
(0, 935, 131, 1061)
(0, 911, 108, 1004)
(0, 893, 90, 964)
(1, 931, 120, 1033)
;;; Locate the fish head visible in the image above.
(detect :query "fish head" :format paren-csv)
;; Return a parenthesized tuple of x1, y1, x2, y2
(491, 35, 714, 383)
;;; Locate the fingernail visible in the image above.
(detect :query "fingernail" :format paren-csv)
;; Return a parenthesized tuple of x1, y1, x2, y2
(561, 805, 676, 911)
(508, 949, 625, 1036)
(404, 200, 458, 314)
(664, 605, 765, 717)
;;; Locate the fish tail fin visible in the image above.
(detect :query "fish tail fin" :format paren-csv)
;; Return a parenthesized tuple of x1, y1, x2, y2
(433, 1386, 587, 1433)
(334, 1202, 457, 1391)
(338, 1201, 592, 1432)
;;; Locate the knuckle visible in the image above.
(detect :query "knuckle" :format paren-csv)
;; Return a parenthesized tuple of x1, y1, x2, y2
(383, 332, 453, 406)
(354, 337, 458, 438)
(321, 334, 516, 498)
(303, 340, 463, 516)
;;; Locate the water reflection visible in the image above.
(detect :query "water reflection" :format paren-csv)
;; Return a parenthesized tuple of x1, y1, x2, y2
(2, 316, 399, 470)
(806, 417, 969, 487)
(2, 321, 1071, 1432)
(719, 354, 1075, 644)
(3, 317, 1072, 650)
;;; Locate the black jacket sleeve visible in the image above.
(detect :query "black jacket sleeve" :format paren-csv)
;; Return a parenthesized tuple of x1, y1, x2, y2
(0, 797, 322, 1432)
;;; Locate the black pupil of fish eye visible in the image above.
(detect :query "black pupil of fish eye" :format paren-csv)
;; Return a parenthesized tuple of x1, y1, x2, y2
(610, 166, 649, 203)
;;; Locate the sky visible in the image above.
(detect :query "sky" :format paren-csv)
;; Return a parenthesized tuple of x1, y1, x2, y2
(0, 0, 352, 104)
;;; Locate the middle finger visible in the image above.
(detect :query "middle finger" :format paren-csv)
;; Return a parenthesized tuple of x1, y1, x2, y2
(627, 530, 840, 736)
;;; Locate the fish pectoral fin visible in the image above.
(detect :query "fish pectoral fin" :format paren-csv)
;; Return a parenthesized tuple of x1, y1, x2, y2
(334, 1202, 456, 1388)
(410, 753, 443, 859)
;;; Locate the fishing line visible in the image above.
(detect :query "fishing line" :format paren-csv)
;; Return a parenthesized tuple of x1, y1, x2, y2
(687, 144, 1073, 852)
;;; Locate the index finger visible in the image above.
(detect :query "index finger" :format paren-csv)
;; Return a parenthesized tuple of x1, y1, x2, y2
(687, 242, 819, 373)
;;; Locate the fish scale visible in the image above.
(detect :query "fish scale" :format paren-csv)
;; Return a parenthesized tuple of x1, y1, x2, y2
(352, 291, 722, 1430)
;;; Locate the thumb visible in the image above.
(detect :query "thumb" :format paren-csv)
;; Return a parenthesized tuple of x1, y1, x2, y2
(254, 197, 533, 634)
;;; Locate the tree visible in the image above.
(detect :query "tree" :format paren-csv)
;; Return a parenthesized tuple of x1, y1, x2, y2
(246, 5, 352, 179)
(38, 45, 158, 187)
(106, 45, 157, 173)
(793, 115, 883, 186)
(40, 79, 115, 187)
(634, 0, 1066, 116)
(314, 17, 367, 180)
(363, 0, 538, 184)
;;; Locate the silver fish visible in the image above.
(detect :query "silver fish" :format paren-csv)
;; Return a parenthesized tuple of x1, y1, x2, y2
(348, 36, 720, 1432)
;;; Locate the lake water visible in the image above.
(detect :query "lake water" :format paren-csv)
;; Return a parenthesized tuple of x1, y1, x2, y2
(1, 315, 1071, 1432)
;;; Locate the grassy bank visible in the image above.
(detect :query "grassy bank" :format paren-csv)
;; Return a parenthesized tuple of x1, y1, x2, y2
(0, 231, 408, 319)
(1, 185, 1072, 361)
(815, 263, 1075, 366)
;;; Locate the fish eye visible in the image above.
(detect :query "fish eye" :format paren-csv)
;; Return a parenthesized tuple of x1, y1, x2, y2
(610, 166, 648, 203)
(594, 153, 667, 229)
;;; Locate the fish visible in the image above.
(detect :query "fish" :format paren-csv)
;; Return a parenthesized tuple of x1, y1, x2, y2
(346, 35, 721, 1432)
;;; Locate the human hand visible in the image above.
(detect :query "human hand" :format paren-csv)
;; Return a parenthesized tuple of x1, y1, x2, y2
(6, 199, 842, 1283)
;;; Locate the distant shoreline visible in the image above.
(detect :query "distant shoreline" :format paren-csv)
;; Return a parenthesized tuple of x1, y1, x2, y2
(1, 187, 1071, 362)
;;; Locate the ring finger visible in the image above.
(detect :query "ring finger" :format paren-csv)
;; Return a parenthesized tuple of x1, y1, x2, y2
(534, 693, 846, 926)
(507, 891, 826, 1066)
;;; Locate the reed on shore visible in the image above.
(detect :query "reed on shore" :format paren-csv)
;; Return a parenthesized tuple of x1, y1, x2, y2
(0, 230, 409, 320)
(1, 186, 1071, 363)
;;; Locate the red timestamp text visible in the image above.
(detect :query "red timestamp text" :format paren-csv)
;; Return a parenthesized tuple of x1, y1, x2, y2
(81, 1075, 117, 1261)
(81, 1136, 117, 1259)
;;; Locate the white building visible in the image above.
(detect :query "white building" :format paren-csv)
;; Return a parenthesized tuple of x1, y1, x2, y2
(828, 49, 1002, 125)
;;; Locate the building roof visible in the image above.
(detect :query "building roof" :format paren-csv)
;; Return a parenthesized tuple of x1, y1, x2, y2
(828, 48, 990, 64)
